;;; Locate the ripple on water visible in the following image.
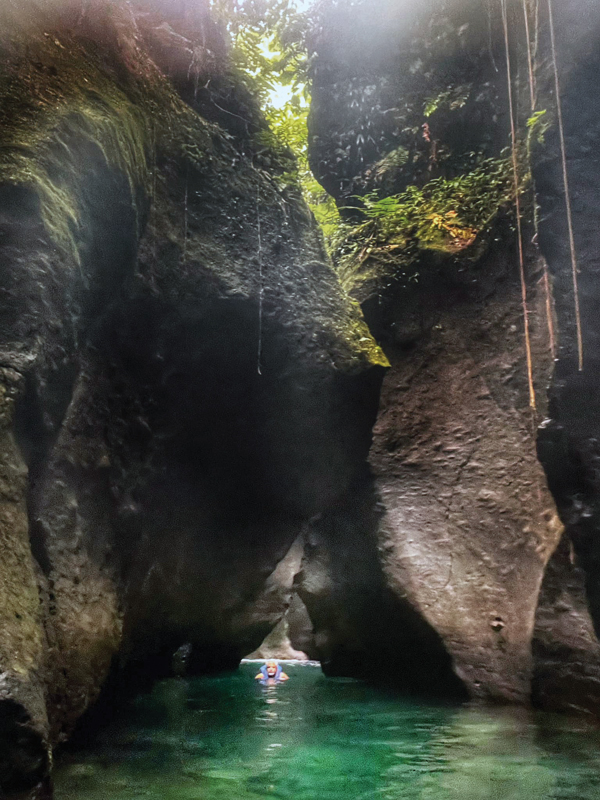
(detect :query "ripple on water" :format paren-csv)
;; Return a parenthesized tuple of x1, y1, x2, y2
(55, 663, 600, 800)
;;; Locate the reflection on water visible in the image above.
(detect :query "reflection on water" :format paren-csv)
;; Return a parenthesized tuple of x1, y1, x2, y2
(55, 663, 600, 800)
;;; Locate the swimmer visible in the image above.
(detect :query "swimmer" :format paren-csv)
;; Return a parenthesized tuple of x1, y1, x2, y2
(255, 660, 289, 686)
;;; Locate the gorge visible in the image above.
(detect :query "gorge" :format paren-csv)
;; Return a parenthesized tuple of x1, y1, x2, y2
(1, 0, 600, 796)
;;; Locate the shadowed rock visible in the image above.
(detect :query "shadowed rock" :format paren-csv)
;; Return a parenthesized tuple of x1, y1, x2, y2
(305, 0, 567, 702)
(0, 0, 385, 789)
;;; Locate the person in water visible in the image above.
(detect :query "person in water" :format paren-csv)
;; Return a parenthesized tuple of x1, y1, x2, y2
(255, 660, 289, 686)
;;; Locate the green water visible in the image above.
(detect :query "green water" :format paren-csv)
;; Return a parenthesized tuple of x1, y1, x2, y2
(55, 662, 600, 800)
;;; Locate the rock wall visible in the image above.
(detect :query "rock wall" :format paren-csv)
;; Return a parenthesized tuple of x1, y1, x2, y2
(0, 1, 385, 793)
(364, 244, 560, 702)
(298, 480, 468, 696)
(297, 236, 562, 701)
(304, 0, 600, 706)
(532, 0, 600, 714)
(0, 370, 49, 794)
(3, 0, 600, 792)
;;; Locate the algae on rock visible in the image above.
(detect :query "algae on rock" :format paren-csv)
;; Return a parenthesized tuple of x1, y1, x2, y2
(0, 1, 387, 792)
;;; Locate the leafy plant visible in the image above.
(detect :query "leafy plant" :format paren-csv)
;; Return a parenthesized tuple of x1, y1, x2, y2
(526, 109, 550, 145)
(207, 1, 529, 301)
(210, 0, 310, 107)
(423, 84, 472, 118)
(332, 156, 516, 295)
(209, 0, 334, 223)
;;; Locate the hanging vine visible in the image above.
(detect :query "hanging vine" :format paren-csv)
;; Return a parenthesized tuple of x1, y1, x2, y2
(547, 0, 584, 372)
(501, 0, 537, 411)
(256, 184, 264, 376)
(523, 0, 556, 360)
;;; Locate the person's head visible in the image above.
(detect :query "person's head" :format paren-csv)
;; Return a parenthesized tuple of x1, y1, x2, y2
(265, 660, 278, 677)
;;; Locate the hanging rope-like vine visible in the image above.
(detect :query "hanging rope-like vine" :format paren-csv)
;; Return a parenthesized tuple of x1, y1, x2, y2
(523, 0, 556, 360)
(256, 184, 264, 376)
(501, 0, 537, 411)
(547, 0, 584, 372)
(522, 0, 536, 111)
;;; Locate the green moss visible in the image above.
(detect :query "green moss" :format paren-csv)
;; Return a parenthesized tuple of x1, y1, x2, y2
(333, 156, 516, 297)
(0, 6, 215, 263)
(0, 2, 386, 374)
(340, 302, 391, 368)
(0, 42, 142, 260)
(526, 109, 550, 147)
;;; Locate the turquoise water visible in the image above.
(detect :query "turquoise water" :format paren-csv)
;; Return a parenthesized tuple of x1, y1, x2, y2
(55, 663, 600, 800)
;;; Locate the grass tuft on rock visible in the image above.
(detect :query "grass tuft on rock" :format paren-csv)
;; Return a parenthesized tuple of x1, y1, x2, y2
(333, 156, 517, 297)
(0, 2, 215, 263)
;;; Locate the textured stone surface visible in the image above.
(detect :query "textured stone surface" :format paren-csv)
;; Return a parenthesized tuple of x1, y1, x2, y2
(305, 0, 567, 702)
(366, 247, 561, 701)
(3, 2, 600, 793)
(297, 243, 562, 700)
(0, 1, 384, 790)
(298, 482, 468, 696)
(533, 537, 600, 715)
(531, 0, 600, 714)
(245, 537, 311, 661)
(0, 370, 49, 794)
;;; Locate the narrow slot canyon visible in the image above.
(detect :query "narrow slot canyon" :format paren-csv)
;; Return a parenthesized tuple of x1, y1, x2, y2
(2, 1, 600, 798)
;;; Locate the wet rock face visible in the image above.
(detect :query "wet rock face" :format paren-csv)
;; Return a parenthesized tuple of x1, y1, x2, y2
(0, 372, 49, 794)
(297, 238, 562, 701)
(2, 6, 600, 794)
(0, 0, 385, 790)
(297, 481, 468, 697)
(363, 245, 560, 702)
(245, 537, 314, 662)
(306, 0, 575, 702)
(532, 538, 600, 715)
(532, 0, 600, 714)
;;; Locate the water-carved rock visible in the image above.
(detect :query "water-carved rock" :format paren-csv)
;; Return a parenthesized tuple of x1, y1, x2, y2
(0, 1, 385, 789)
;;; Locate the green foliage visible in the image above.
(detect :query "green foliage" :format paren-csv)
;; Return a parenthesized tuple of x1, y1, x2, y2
(263, 100, 342, 237)
(0, 6, 216, 263)
(210, 0, 310, 107)
(371, 147, 410, 179)
(526, 109, 550, 145)
(214, 0, 542, 304)
(265, 99, 308, 154)
(333, 157, 515, 295)
(424, 84, 472, 118)
(209, 0, 338, 231)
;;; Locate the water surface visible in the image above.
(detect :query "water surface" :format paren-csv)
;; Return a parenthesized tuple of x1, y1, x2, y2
(55, 662, 600, 800)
